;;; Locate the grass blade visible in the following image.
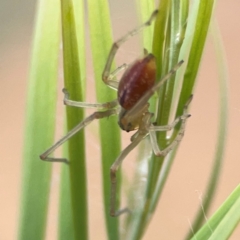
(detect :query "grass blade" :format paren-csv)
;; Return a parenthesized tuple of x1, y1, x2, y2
(176, 0, 215, 116)
(152, 0, 170, 78)
(18, 0, 60, 239)
(60, 0, 87, 239)
(138, 0, 155, 52)
(150, 0, 216, 216)
(125, 1, 216, 239)
(185, 19, 229, 239)
(58, 0, 86, 239)
(191, 184, 240, 240)
(87, 1, 121, 239)
(58, 162, 75, 240)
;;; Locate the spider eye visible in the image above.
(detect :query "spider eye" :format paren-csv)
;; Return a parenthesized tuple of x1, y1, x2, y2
(118, 117, 133, 132)
(126, 123, 132, 132)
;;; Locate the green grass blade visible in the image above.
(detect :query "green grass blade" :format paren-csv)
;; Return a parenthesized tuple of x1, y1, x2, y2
(150, 0, 216, 215)
(72, 0, 86, 96)
(142, 1, 191, 217)
(60, 0, 87, 239)
(155, 0, 185, 134)
(138, 0, 156, 115)
(138, 0, 155, 52)
(125, 1, 216, 239)
(176, 0, 215, 116)
(191, 184, 240, 240)
(185, 19, 229, 239)
(144, 0, 170, 201)
(58, 0, 86, 239)
(18, 0, 60, 239)
(148, 0, 190, 213)
(152, 0, 170, 78)
(58, 163, 75, 240)
(137, 0, 178, 222)
(87, 1, 121, 239)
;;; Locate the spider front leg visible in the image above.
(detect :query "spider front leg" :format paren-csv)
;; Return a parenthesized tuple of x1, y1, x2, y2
(110, 113, 152, 217)
(40, 109, 118, 163)
(110, 133, 146, 217)
(40, 89, 119, 163)
(149, 95, 193, 157)
(102, 10, 158, 90)
(63, 88, 118, 109)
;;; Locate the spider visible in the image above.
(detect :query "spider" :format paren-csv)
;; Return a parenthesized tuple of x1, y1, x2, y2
(40, 10, 192, 217)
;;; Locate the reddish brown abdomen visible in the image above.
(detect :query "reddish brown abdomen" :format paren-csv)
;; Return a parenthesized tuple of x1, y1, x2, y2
(118, 54, 156, 110)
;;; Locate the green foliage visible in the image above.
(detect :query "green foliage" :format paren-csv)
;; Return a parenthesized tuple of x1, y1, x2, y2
(60, 0, 87, 239)
(191, 184, 240, 240)
(18, 0, 60, 239)
(19, 0, 236, 239)
(87, 1, 121, 239)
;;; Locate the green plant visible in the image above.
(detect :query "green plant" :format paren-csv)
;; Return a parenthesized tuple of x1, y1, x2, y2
(18, 0, 239, 239)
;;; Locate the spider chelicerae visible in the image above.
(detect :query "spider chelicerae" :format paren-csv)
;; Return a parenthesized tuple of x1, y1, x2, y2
(40, 10, 192, 217)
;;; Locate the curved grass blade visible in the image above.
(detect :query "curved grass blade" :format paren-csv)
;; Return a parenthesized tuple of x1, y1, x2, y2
(124, 2, 172, 239)
(60, 0, 87, 239)
(185, 19, 228, 239)
(150, 0, 216, 217)
(137, 0, 185, 229)
(147, 0, 190, 214)
(191, 184, 240, 240)
(176, 0, 215, 117)
(87, 1, 121, 239)
(18, 0, 60, 239)
(149, 0, 197, 215)
(125, 1, 216, 239)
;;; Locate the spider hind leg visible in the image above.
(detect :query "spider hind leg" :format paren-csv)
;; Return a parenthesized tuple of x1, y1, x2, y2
(149, 95, 193, 157)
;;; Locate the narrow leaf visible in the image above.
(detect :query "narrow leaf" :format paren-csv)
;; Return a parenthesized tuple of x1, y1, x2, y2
(61, 0, 87, 239)
(87, 1, 121, 239)
(191, 185, 240, 240)
(185, 19, 229, 239)
(18, 0, 60, 239)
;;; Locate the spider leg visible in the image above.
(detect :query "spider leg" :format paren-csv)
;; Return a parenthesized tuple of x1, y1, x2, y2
(40, 109, 118, 163)
(149, 95, 193, 156)
(149, 113, 190, 132)
(103, 63, 129, 90)
(63, 88, 118, 109)
(124, 60, 184, 119)
(102, 10, 158, 89)
(110, 133, 146, 217)
(110, 113, 152, 217)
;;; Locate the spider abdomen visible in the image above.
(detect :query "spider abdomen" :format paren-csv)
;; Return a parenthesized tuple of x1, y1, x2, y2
(118, 54, 156, 110)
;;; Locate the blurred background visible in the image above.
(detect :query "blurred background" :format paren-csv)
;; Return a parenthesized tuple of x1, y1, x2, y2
(1, 0, 240, 239)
